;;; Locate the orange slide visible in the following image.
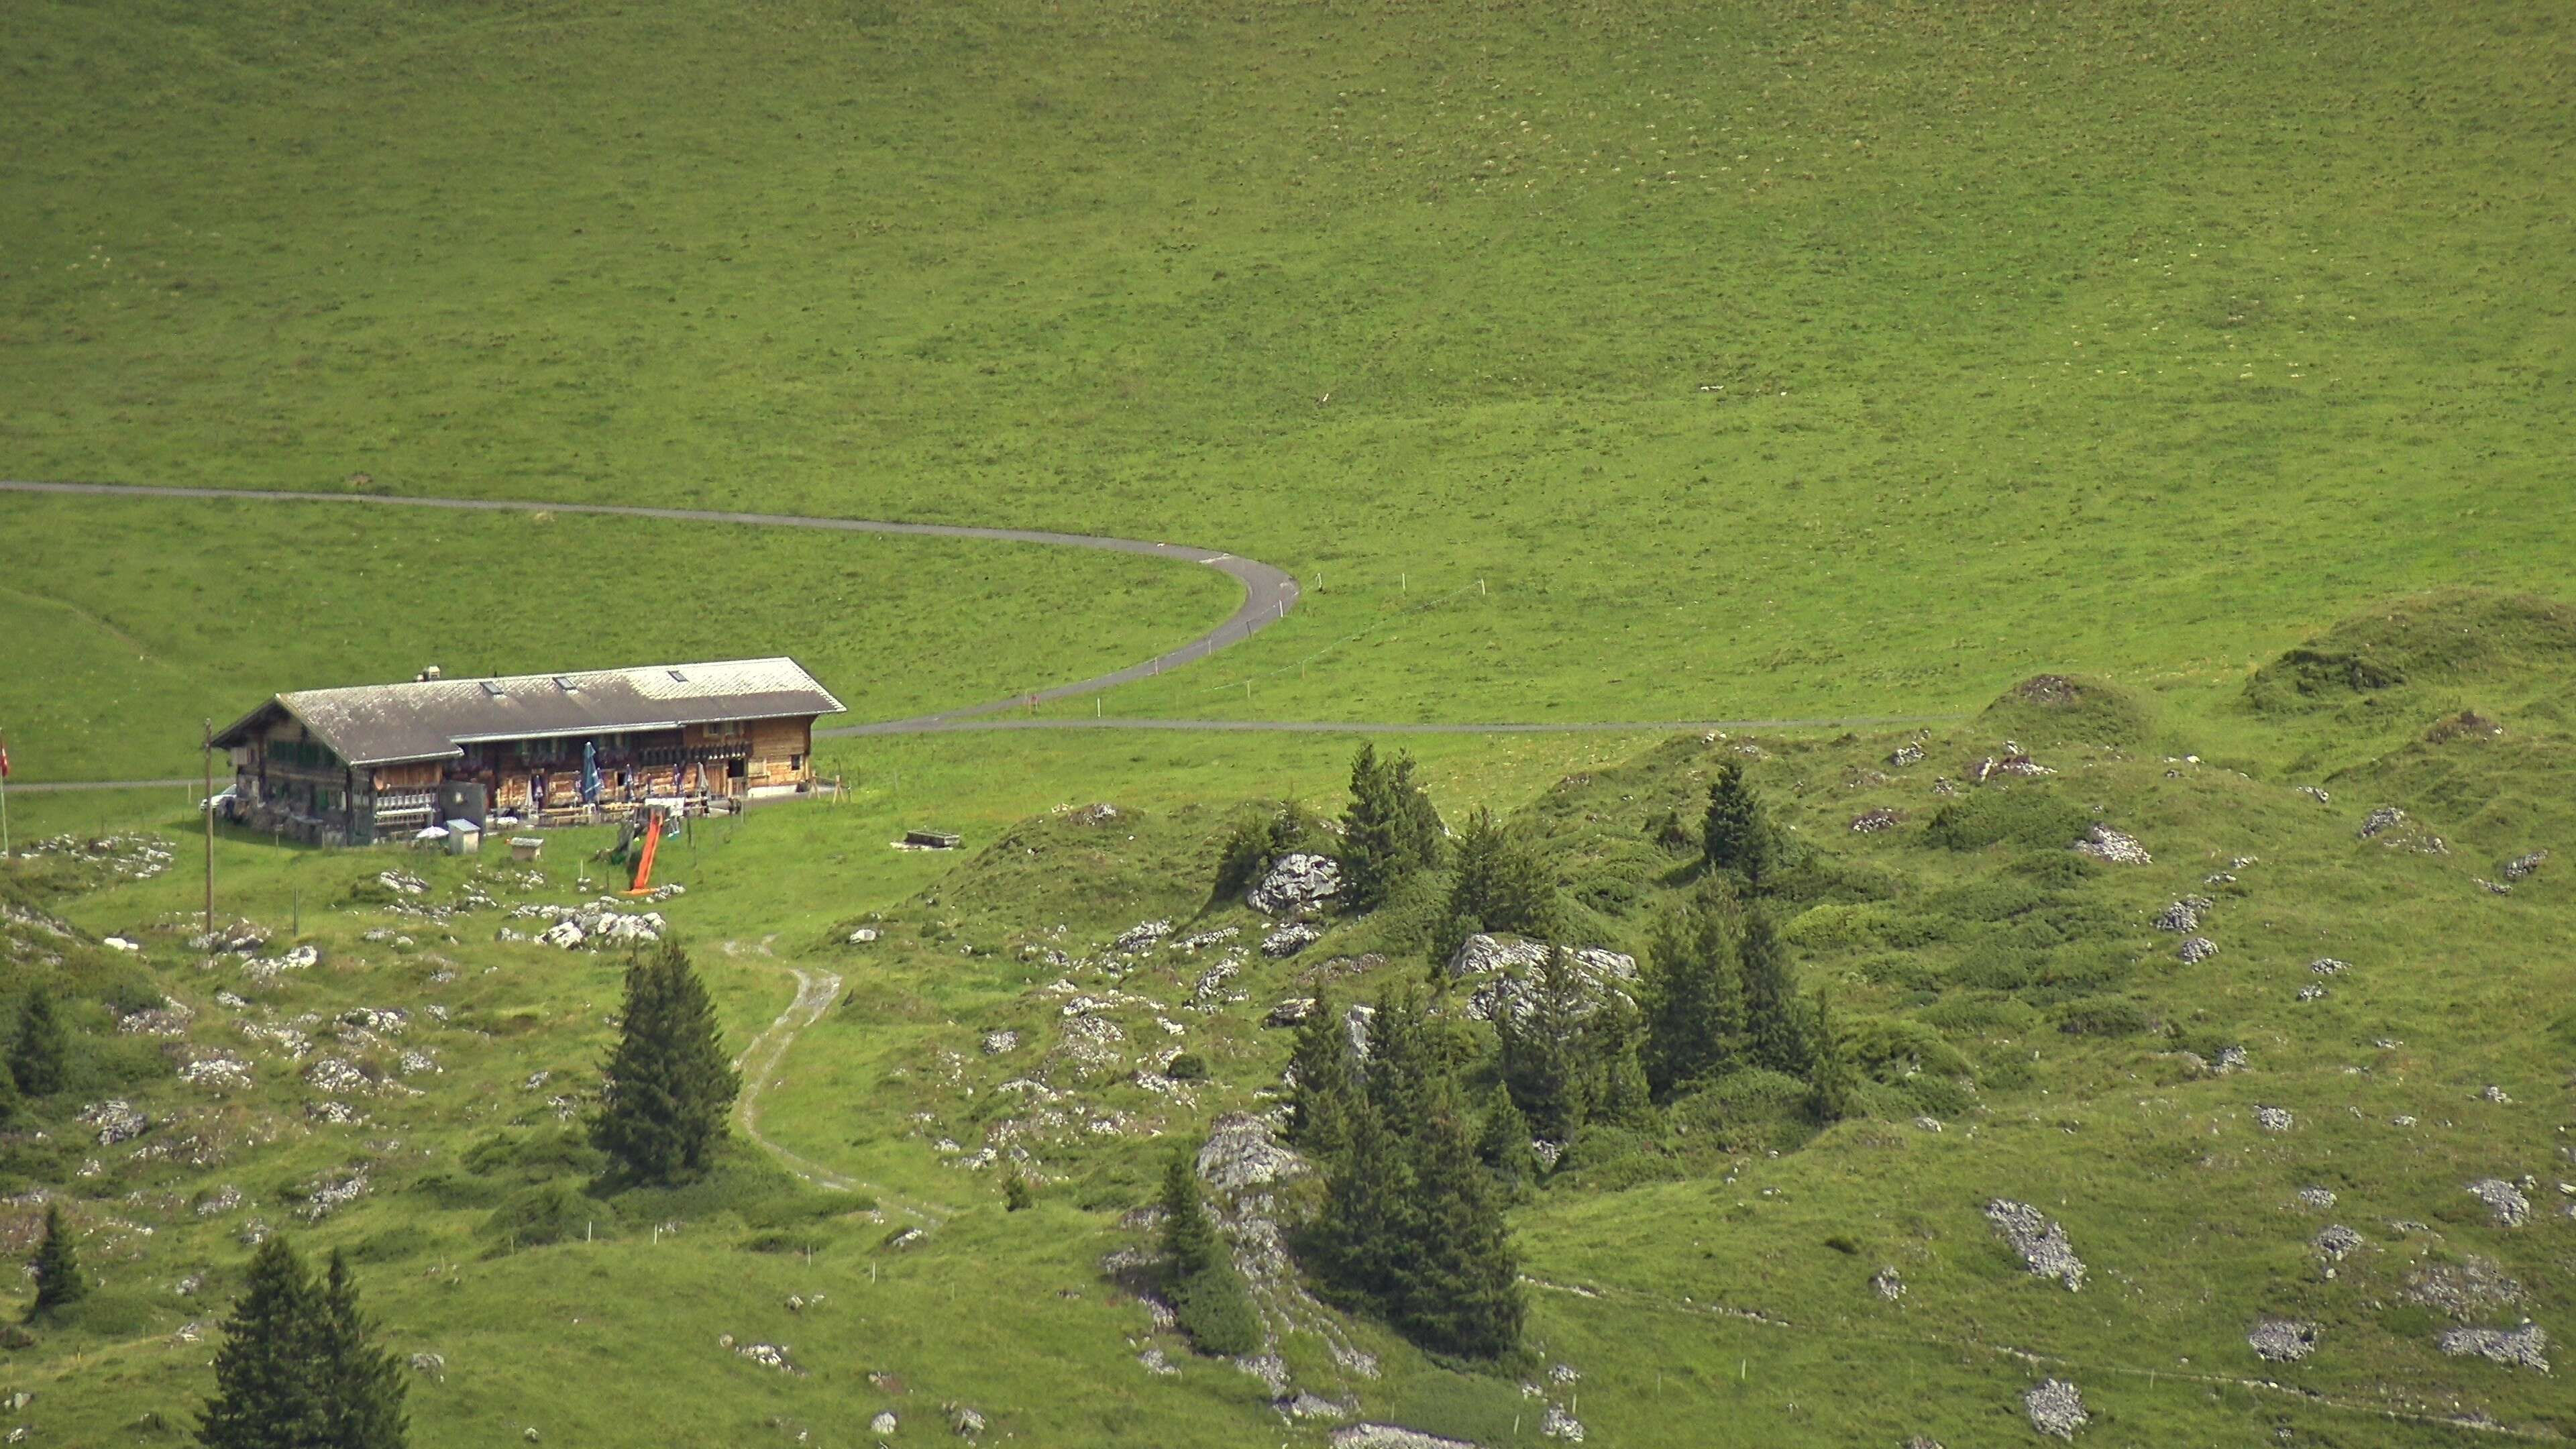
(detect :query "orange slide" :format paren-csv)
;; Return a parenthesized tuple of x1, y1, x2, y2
(625, 812, 663, 896)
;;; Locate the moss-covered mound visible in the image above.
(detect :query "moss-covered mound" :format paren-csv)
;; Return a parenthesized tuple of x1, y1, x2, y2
(2247, 590, 2576, 714)
(1976, 674, 2156, 750)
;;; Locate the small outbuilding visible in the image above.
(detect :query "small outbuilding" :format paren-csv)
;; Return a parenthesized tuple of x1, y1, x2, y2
(211, 657, 845, 845)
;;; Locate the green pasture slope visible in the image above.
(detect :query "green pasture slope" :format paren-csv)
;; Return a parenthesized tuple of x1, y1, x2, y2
(3, 0, 2573, 1445)
(5, 0, 2573, 750)
(4, 604, 2574, 1448)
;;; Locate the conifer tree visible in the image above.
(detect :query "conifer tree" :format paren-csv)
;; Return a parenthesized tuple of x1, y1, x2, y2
(0, 1059, 22, 1128)
(1388, 1093, 1525, 1358)
(1213, 813, 1273, 896)
(9, 989, 70, 1097)
(1160, 1146, 1260, 1356)
(319, 1248, 408, 1449)
(1361, 983, 1439, 1132)
(1703, 761, 1778, 887)
(1495, 949, 1593, 1140)
(200, 1238, 329, 1449)
(1343, 746, 1448, 913)
(1641, 883, 1746, 1098)
(1340, 743, 1403, 912)
(1739, 909, 1812, 1077)
(1389, 754, 1447, 875)
(1316, 1093, 1417, 1309)
(1593, 1000, 1656, 1130)
(591, 941, 740, 1184)
(1805, 991, 1861, 1124)
(1284, 987, 1356, 1161)
(1473, 1083, 1542, 1201)
(25, 1205, 85, 1321)
(1432, 808, 1560, 965)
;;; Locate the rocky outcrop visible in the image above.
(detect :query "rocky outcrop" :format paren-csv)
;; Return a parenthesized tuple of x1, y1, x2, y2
(1445, 934, 1638, 1022)
(1248, 854, 1342, 915)
(1985, 1199, 2084, 1291)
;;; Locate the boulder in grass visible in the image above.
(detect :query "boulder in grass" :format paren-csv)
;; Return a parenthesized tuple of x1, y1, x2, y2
(2467, 1178, 2530, 1228)
(2023, 1379, 2088, 1440)
(2437, 1324, 2549, 1372)
(2071, 824, 2149, 864)
(1985, 1199, 2084, 1291)
(2247, 1318, 2319, 1362)
(1262, 922, 1322, 957)
(1246, 853, 1342, 915)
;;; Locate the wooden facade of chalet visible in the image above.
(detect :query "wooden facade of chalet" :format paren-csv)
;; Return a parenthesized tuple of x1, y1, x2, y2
(211, 659, 846, 846)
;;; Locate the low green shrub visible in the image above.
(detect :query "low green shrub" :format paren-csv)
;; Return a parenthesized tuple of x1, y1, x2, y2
(2000, 851, 2103, 889)
(485, 1181, 618, 1250)
(465, 1126, 606, 1182)
(1839, 1017, 1974, 1081)
(1884, 1073, 1976, 1119)
(1165, 1053, 1208, 1081)
(1923, 790, 2092, 853)
(1172, 1266, 1262, 1356)
(1782, 903, 1889, 952)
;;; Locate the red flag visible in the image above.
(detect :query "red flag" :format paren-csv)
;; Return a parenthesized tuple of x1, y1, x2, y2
(1, 733, 11, 780)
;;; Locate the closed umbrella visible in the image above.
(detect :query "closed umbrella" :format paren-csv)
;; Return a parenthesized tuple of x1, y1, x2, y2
(580, 741, 602, 805)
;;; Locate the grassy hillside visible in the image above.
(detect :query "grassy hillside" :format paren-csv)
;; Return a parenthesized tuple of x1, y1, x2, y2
(2, 597, 2569, 1446)
(5, 0, 2573, 743)
(5, 1, 2573, 1444)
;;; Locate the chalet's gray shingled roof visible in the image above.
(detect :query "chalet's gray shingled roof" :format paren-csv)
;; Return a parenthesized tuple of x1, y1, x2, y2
(213, 658, 845, 767)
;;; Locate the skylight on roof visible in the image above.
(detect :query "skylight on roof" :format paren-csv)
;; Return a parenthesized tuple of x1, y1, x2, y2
(555, 676, 579, 691)
(667, 669, 688, 682)
(481, 681, 506, 697)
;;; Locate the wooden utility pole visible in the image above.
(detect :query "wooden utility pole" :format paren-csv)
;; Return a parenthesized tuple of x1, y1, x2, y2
(201, 718, 215, 941)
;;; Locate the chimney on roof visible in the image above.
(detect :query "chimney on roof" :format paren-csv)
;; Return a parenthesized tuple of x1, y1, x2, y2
(417, 665, 443, 682)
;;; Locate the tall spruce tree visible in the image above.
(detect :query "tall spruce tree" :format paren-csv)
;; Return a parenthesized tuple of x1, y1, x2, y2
(1496, 949, 1592, 1141)
(1342, 746, 1448, 913)
(1340, 744, 1403, 912)
(1805, 991, 1861, 1123)
(1284, 987, 1356, 1160)
(0, 1054, 19, 1125)
(319, 1248, 408, 1449)
(1316, 1093, 1417, 1310)
(200, 1238, 329, 1449)
(1641, 884, 1747, 1098)
(9, 989, 70, 1097)
(1739, 909, 1812, 1077)
(1387, 1091, 1525, 1359)
(1389, 754, 1447, 875)
(1159, 1146, 1260, 1356)
(591, 941, 740, 1184)
(26, 1205, 85, 1321)
(1703, 761, 1778, 887)
(1593, 999, 1656, 1129)
(1432, 808, 1560, 965)
(1474, 1083, 1542, 1201)
(1361, 983, 1440, 1132)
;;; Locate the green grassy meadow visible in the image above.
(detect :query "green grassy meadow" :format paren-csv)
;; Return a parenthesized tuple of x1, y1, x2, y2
(7, 0, 2573, 740)
(7, 606, 2574, 1446)
(3, 1, 2574, 1445)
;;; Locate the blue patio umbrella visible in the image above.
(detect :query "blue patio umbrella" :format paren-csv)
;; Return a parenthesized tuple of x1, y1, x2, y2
(580, 741, 601, 804)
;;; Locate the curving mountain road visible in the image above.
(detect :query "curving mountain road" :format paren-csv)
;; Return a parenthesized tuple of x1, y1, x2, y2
(0, 478, 1960, 792)
(0, 478, 1299, 735)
